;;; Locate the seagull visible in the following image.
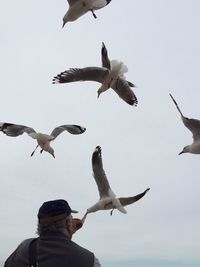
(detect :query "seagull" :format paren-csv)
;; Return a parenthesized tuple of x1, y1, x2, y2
(83, 146, 150, 219)
(170, 93, 200, 155)
(62, 0, 112, 27)
(53, 42, 138, 106)
(0, 123, 86, 158)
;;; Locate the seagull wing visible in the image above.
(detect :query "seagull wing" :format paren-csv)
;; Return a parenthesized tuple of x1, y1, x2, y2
(169, 94, 200, 141)
(67, 0, 77, 6)
(101, 42, 111, 69)
(92, 0, 110, 10)
(92, 146, 111, 199)
(50, 125, 86, 139)
(119, 188, 150, 207)
(111, 78, 138, 106)
(105, 0, 112, 5)
(182, 117, 200, 141)
(53, 67, 109, 84)
(0, 123, 36, 138)
(169, 94, 184, 117)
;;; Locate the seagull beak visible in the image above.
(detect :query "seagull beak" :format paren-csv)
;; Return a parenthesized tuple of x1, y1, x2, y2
(178, 151, 184, 155)
(82, 212, 88, 223)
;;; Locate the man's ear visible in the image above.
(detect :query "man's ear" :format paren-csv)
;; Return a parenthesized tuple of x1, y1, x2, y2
(65, 217, 71, 228)
(65, 218, 73, 239)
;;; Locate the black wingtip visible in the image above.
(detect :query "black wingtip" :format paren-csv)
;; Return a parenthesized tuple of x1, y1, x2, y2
(80, 126, 86, 134)
(52, 77, 60, 84)
(0, 123, 15, 134)
(92, 146, 102, 164)
(106, 0, 112, 5)
(169, 93, 174, 100)
(62, 20, 66, 28)
(73, 125, 86, 134)
(95, 145, 101, 153)
(127, 98, 138, 106)
(169, 93, 177, 105)
(0, 123, 13, 129)
(82, 127, 86, 133)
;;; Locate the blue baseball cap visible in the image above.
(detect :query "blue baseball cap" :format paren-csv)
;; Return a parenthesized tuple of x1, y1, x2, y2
(38, 199, 78, 223)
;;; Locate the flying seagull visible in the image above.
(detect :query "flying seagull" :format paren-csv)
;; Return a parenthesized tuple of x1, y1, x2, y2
(53, 42, 138, 106)
(83, 146, 150, 219)
(0, 123, 86, 158)
(170, 93, 200, 155)
(62, 0, 112, 27)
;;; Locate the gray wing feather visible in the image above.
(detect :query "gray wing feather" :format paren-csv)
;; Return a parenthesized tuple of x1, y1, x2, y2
(0, 123, 36, 137)
(169, 94, 200, 141)
(50, 125, 86, 139)
(112, 78, 138, 106)
(101, 42, 111, 69)
(92, 146, 111, 198)
(66, 0, 111, 8)
(67, 0, 77, 6)
(53, 67, 109, 84)
(119, 188, 150, 207)
(182, 117, 200, 141)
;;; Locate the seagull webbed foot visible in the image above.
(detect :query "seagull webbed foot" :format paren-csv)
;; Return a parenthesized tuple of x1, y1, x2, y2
(31, 144, 39, 157)
(91, 9, 97, 19)
(110, 209, 114, 216)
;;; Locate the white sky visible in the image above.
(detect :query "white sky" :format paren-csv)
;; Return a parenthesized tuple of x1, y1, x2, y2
(0, 1, 200, 267)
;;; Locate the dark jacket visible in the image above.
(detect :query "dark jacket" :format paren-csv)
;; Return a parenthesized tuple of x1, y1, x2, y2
(4, 232, 94, 267)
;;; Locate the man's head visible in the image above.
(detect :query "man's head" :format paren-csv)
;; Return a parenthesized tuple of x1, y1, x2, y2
(38, 199, 78, 223)
(37, 199, 78, 237)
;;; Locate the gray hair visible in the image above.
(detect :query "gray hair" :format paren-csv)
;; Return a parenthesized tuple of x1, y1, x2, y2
(37, 216, 71, 236)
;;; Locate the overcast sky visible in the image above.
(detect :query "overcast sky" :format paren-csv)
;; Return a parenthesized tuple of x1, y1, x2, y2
(0, 1, 200, 267)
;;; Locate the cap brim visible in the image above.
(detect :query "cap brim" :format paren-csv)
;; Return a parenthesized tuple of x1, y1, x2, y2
(71, 209, 78, 213)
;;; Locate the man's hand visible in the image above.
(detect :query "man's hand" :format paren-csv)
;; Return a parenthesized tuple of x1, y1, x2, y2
(71, 218, 84, 234)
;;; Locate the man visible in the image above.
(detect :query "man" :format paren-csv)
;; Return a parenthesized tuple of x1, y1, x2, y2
(4, 199, 101, 267)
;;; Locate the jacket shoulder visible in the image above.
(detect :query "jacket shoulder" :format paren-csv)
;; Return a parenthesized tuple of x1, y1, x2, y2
(4, 238, 36, 267)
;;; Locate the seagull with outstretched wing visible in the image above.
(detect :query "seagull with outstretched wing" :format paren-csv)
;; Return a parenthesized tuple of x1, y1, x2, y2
(0, 123, 86, 158)
(83, 146, 150, 219)
(53, 42, 138, 106)
(170, 94, 200, 155)
(101, 42, 137, 105)
(62, 0, 112, 27)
